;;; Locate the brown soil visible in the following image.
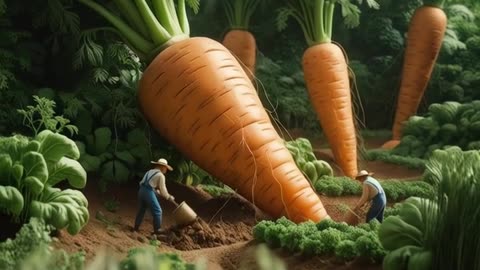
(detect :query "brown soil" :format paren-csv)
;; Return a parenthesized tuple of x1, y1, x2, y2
(50, 135, 422, 269)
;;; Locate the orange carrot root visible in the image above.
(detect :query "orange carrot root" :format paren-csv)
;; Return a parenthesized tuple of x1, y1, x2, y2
(139, 37, 328, 223)
(392, 6, 447, 139)
(302, 43, 358, 178)
(222, 30, 256, 81)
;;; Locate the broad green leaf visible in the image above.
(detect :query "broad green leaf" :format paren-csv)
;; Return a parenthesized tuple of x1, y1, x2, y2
(75, 140, 86, 155)
(101, 160, 130, 182)
(0, 185, 24, 214)
(116, 151, 136, 166)
(12, 163, 24, 183)
(48, 157, 87, 188)
(93, 127, 112, 154)
(382, 245, 423, 270)
(378, 216, 423, 251)
(31, 187, 89, 235)
(0, 154, 12, 184)
(25, 140, 41, 152)
(79, 154, 102, 172)
(408, 250, 432, 270)
(22, 151, 48, 194)
(24, 176, 44, 195)
(0, 135, 30, 161)
(36, 130, 80, 167)
(126, 128, 145, 145)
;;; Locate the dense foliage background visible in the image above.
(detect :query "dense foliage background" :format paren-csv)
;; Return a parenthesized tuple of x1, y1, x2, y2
(0, 0, 479, 186)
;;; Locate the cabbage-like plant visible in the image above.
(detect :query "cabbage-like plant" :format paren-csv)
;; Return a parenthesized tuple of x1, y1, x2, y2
(0, 130, 88, 235)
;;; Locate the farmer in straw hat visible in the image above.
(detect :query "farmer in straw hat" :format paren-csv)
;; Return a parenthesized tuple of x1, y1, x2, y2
(132, 158, 175, 234)
(353, 170, 387, 223)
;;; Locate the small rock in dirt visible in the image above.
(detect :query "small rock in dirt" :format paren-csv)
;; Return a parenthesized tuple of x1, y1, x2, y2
(137, 236, 145, 243)
(197, 231, 205, 241)
(74, 241, 81, 247)
(157, 235, 168, 242)
(192, 221, 203, 231)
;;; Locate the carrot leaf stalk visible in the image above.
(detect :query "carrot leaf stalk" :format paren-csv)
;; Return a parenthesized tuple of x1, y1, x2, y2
(423, 0, 445, 8)
(276, 0, 378, 46)
(77, 0, 200, 63)
(222, 0, 262, 30)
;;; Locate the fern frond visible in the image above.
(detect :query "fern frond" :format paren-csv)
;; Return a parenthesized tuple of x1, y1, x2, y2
(276, 8, 295, 32)
(0, 0, 6, 16)
(61, 95, 86, 118)
(0, 69, 15, 90)
(73, 31, 104, 69)
(356, 0, 380, 9)
(92, 67, 109, 83)
(186, 0, 201, 14)
(338, 0, 361, 29)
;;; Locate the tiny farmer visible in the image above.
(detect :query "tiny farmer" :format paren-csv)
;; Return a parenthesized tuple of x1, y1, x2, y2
(132, 158, 175, 234)
(353, 170, 387, 223)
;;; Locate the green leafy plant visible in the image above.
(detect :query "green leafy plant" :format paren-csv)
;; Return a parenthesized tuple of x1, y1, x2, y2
(253, 217, 386, 262)
(255, 55, 318, 131)
(118, 247, 199, 270)
(285, 137, 333, 182)
(75, 127, 161, 190)
(103, 198, 120, 213)
(0, 130, 88, 234)
(238, 244, 287, 270)
(365, 149, 426, 169)
(17, 95, 78, 137)
(384, 101, 480, 159)
(198, 184, 233, 197)
(175, 160, 210, 186)
(0, 217, 85, 270)
(379, 147, 480, 270)
(312, 175, 434, 201)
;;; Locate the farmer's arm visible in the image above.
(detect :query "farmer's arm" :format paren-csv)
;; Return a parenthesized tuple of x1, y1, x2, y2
(154, 173, 174, 201)
(354, 184, 369, 211)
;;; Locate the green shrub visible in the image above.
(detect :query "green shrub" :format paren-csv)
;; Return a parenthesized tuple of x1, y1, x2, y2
(0, 130, 88, 234)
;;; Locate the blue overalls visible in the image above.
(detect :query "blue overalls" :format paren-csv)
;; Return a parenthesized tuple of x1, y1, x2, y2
(134, 169, 163, 232)
(365, 177, 387, 223)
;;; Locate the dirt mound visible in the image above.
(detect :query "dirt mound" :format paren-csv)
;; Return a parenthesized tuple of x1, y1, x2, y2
(159, 218, 252, 250)
(158, 194, 263, 251)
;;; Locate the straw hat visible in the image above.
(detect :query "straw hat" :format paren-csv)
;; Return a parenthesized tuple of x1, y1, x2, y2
(355, 170, 373, 179)
(150, 158, 173, 171)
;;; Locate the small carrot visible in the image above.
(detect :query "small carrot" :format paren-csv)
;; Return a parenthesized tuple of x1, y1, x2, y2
(383, 0, 447, 148)
(222, 30, 256, 80)
(221, 0, 262, 80)
(79, 0, 329, 223)
(277, 0, 378, 178)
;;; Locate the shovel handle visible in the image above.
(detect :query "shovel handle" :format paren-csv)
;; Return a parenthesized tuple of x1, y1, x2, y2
(170, 199, 179, 207)
(155, 193, 179, 207)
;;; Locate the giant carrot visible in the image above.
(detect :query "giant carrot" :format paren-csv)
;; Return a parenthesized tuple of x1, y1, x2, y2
(78, 0, 329, 223)
(382, 0, 447, 149)
(277, 0, 378, 178)
(221, 0, 261, 80)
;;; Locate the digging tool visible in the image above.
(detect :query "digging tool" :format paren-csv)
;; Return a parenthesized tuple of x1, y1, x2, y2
(169, 198, 198, 226)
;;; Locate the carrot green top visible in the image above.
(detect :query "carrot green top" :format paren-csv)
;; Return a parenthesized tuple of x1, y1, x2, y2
(277, 0, 379, 46)
(223, 0, 262, 30)
(423, 0, 445, 8)
(78, 0, 200, 63)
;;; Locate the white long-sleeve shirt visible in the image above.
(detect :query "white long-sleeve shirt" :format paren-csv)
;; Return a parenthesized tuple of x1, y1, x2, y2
(140, 169, 173, 200)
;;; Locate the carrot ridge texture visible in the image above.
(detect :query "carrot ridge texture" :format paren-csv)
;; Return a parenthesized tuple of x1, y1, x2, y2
(392, 6, 447, 140)
(222, 30, 256, 81)
(138, 37, 328, 223)
(302, 43, 358, 178)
